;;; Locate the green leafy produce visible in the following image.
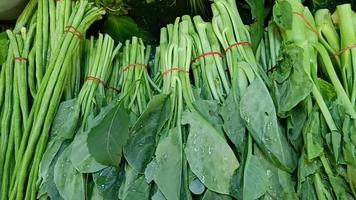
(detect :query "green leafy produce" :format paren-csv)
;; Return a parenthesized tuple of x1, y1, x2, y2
(0, 0, 356, 200)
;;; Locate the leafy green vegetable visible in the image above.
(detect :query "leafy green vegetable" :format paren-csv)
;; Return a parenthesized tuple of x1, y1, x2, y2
(183, 110, 239, 195)
(240, 78, 297, 172)
(154, 127, 182, 200)
(124, 94, 171, 173)
(54, 145, 85, 200)
(87, 102, 130, 167)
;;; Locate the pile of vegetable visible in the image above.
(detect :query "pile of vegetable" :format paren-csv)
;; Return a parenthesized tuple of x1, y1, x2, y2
(0, 0, 355, 199)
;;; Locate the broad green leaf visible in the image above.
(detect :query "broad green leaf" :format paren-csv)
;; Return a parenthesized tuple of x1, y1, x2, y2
(183, 110, 239, 195)
(202, 190, 232, 200)
(273, 1, 293, 30)
(54, 145, 85, 200)
(243, 155, 268, 200)
(0, 32, 8, 64)
(272, 45, 313, 113)
(50, 99, 80, 139)
(240, 78, 297, 172)
(118, 164, 139, 199)
(70, 131, 106, 173)
(38, 142, 68, 200)
(193, 99, 223, 127)
(39, 138, 65, 180)
(154, 127, 182, 200)
(124, 94, 171, 173)
(220, 92, 246, 156)
(123, 176, 150, 200)
(93, 167, 123, 199)
(254, 146, 297, 199)
(87, 103, 129, 167)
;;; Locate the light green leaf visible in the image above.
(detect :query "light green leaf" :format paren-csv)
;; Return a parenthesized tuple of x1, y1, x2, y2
(243, 155, 268, 200)
(240, 78, 297, 172)
(54, 145, 85, 200)
(154, 127, 182, 200)
(183, 110, 239, 195)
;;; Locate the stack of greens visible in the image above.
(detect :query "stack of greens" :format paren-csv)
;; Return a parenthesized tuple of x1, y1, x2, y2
(0, 0, 356, 199)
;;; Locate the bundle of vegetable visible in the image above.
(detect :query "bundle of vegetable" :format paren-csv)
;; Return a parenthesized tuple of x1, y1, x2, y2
(37, 33, 121, 199)
(256, 0, 356, 198)
(0, 0, 106, 199)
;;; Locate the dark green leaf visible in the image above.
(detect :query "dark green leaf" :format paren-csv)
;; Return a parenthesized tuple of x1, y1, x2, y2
(245, 0, 265, 52)
(87, 102, 130, 167)
(123, 176, 150, 200)
(240, 78, 297, 172)
(220, 92, 246, 156)
(154, 127, 182, 200)
(272, 44, 313, 113)
(124, 94, 171, 173)
(71, 130, 107, 173)
(54, 145, 85, 200)
(50, 99, 80, 139)
(183, 110, 239, 195)
(243, 155, 268, 200)
(93, 167, 123, 199)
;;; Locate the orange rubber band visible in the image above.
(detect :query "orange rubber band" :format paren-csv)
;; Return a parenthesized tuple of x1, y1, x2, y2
(14, 57, 28, 62)
(122, 63, 147, 71)
(64, 26, 83, 40)
(162, 67, 189, 76)
(85, 76, 120, 93)
(292, 12, 319, 37)
(191, 52, 223, 64)
(224, 41, 251, 53)
(333, 44, 356, 57)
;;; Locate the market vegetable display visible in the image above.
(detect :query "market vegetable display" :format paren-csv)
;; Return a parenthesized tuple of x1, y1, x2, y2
(0, 0, 355, 199)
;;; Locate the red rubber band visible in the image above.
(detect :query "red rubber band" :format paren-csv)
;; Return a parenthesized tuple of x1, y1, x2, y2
(292, 12, 319, 37)
(162, 67, 189, 76)
(85, 76, 120, 93)
(122, 63, 147, 71)
(224, 41, 251, 53)
(64, 26, 83, 40)
(333, 44, 356, 57)
(14, 57, 28, 62)
(191, 52, 223, 64)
